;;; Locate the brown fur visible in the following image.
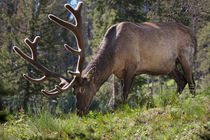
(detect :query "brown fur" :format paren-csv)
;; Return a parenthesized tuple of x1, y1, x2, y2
(75, 22, 196, 115)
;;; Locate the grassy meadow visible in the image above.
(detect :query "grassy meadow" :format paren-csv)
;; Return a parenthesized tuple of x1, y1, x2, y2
(0, 87, 209, 139)
(0, 0, 209, 139)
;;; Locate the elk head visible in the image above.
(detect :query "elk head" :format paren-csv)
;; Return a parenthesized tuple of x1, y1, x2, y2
(13, 2, 95, 116)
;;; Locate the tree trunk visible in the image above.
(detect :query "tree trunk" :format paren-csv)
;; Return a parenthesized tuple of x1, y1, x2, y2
(151, 76, 154, 97)
(158, 76, 162, 93)
(108, 75, 117, 106)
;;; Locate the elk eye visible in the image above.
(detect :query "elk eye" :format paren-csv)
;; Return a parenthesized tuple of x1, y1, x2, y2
(83, 77, 88, 82)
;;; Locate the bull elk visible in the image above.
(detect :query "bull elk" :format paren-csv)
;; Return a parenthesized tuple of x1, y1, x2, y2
(13, 2, 196, 115)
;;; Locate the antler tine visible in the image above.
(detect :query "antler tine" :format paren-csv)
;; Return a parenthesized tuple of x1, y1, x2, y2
(41, 77, 76, 97)
(24, 36, 40, 60)
(68, 70, 80, 77)
(64, 2, 83, 27)
(23, 74, 47, 83)
(13, 46, 33, 64)
(48, 14, 77, 33)
(64, 44, 81, 55)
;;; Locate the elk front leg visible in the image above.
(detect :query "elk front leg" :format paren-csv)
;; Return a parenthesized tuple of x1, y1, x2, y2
(120, 69, 135, 103)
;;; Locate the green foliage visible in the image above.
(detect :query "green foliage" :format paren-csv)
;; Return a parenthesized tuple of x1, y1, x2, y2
(198, 22, 210, 46)
(154, 88, 178, 107)
(85, 0, 147, 56)
(196, 21, 210, 89)
(1, 87, 209, 139)
(5, 112, 37, 139)
(92, 81, 112, 110)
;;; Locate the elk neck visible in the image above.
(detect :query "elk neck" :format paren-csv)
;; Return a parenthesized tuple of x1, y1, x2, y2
(82, 41, 116, 91)
(82, 25, 117, 92)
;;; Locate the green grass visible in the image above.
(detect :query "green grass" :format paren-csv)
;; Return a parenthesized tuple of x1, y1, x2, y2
(1, 89, 210, 139)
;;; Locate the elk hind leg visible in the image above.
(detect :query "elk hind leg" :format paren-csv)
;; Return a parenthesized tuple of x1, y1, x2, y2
(169, 67, 187, 94)
(179, 52, 195, 95)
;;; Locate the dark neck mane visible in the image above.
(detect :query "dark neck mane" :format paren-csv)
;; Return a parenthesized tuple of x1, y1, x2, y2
(83, 40, 115, 90)
(82, 25, 117, 90)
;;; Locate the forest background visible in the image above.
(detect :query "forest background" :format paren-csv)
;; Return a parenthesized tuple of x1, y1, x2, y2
(0, 0, 209, 139)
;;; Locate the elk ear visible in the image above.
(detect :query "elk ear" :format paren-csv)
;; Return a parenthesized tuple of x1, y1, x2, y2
(84, 67, 96, 81)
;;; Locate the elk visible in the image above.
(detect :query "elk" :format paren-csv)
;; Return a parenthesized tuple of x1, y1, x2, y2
(13, 2, 196, 115)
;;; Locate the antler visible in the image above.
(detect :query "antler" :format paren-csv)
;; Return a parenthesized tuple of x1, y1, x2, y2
(13, 2, 85, 96)
(48, 2, 85, 76)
